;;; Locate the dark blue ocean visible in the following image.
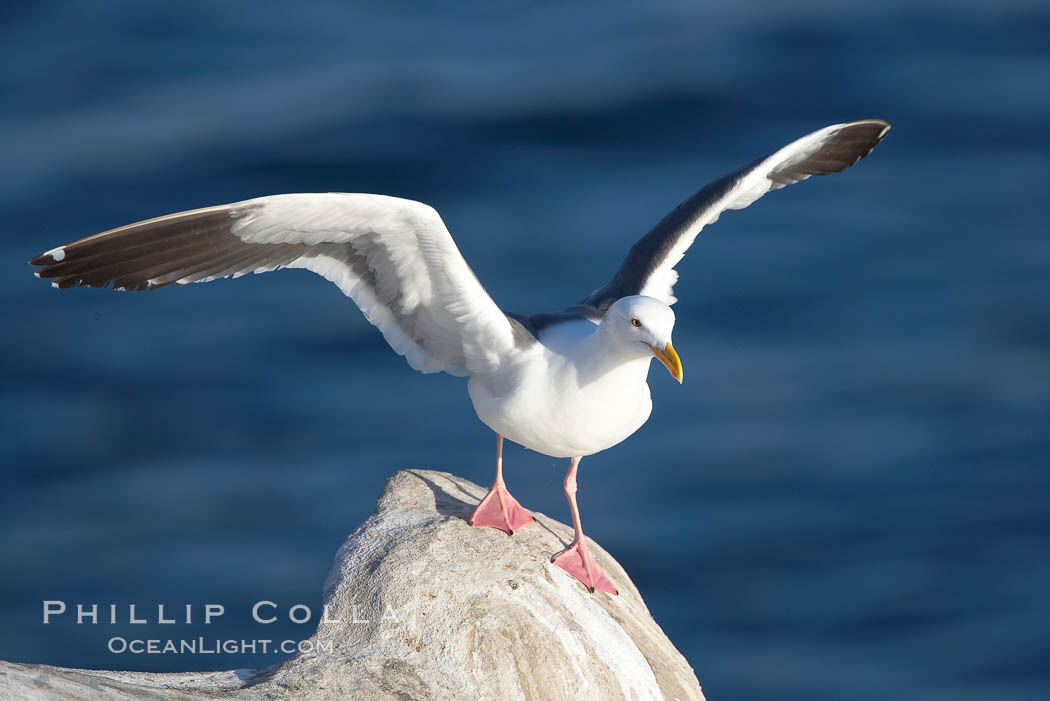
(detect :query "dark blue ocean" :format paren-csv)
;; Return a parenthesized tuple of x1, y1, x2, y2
(2, 2, 1048, 699)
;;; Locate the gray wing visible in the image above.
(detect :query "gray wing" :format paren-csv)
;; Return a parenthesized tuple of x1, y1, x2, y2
(30, 193, 518, 377)
(582, 119, 891, 311)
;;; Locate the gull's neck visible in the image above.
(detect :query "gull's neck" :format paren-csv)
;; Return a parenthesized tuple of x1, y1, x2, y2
(569, 319, 653, 386)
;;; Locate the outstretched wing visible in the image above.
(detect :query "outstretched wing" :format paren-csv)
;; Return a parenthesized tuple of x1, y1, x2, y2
(29, 193, 518, 377)
(582, 119, 891, 310)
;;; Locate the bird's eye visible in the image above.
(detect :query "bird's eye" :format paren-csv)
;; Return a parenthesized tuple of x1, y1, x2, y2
(630, 317, 642, 328)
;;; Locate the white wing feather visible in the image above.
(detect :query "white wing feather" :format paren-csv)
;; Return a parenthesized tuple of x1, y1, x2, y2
(229, 194, 515, 376)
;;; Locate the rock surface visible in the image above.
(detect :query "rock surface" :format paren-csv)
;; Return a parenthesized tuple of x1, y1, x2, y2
(0, 469, 705, 700)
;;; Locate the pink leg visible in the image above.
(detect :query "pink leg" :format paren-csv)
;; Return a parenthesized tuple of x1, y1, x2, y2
(469, 434, 534, 535)
(550, 457, 618, 595)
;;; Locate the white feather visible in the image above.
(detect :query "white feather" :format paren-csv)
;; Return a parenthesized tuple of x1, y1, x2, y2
(226, 193, 517, 376)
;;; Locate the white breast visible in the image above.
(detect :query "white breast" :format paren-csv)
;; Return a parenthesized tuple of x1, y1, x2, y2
(467, 320, 654, 459)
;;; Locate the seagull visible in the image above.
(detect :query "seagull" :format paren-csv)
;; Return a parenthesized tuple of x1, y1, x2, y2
(30, 120, 889, 594)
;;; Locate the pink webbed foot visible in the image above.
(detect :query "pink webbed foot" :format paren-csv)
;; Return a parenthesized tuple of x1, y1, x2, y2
(551, 540, 618, 595)
(469, 482, 534, 535)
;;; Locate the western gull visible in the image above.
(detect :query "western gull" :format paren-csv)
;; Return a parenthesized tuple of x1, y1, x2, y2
(30, 119, 890, 594)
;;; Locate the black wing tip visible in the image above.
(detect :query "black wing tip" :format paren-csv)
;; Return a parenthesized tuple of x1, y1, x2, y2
(30, 237, 183, 292)
(29, 248, 143, 291)
(847, 118, 891, 132)
(797, 119, 891, 176)
(840, 118, 892, 154)
(29, 248, 65, 268)
(33, 269, 164, 291)
(29, 246, 68, 285)
(29, 248, 75, 288)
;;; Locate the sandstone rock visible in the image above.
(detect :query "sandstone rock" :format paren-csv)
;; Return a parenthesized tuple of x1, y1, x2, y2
(0, 469, 704, 700)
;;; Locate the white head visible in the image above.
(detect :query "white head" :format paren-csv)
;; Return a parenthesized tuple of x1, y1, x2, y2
(602, 295, 683, 382)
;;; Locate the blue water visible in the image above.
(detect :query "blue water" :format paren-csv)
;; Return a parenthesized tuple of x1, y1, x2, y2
(2, 2, 1048, 699)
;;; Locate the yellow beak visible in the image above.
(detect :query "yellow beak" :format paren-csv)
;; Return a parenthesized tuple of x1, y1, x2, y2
(648, 341, 683, 384)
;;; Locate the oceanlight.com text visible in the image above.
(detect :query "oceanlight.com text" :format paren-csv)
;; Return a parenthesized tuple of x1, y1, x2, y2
(107, 637, 333, 655)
